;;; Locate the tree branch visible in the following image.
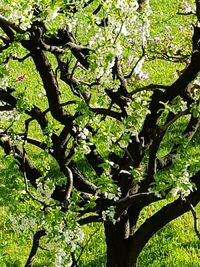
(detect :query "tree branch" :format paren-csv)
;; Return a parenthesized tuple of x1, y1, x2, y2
(0, 88, 48, 131)
(25, 230, 46, 267)
(159, 109, 190, 133)
(0, 15, 25, 34)
(115, 192, 156, 219)
(127, 170, 200, 263)
(90, 107, 124, 120)
(78, 215, 102, 225)
(22, 38, 72, 125)
(157, 114, 200, 170)
(186, 198, 200, 239)
(196, 0, 200, 22)
(129, 83, 169, 96)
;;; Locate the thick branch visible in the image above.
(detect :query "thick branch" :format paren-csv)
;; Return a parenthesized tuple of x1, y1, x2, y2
(196, 0, 200, 22)
(115, 192, 155, 219)
(112, 56, 127, 94)
(0, 15, 25, 34)
(127, 170, 200, 264)
(70, 162, 97, 194)
(22, 39, 72, 125)
(141, 49, 200, 146)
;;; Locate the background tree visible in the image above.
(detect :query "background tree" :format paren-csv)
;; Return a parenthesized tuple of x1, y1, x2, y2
(0, 0, 199, 266)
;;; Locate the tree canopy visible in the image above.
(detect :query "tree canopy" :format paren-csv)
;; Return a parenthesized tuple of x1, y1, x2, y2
(0, 0, 200, 266)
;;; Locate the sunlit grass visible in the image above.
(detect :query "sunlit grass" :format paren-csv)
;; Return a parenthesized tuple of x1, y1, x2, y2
(0, 0, 199, 266)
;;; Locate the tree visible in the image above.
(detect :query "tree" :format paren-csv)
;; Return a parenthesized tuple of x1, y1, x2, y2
(0, 0, 199, 266)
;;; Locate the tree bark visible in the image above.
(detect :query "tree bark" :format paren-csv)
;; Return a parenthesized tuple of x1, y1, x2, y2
(105, 221, 130, 267)
(105, 214, 139, 267)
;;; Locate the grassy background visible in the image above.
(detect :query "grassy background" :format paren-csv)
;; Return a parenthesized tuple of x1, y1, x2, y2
(0, 0, 200, 266)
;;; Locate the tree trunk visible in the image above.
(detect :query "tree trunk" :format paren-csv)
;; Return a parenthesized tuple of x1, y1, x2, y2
(104, 216, 139, 267)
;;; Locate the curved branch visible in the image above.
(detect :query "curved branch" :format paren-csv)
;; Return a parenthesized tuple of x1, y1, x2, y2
(69, 162, 97, 195)
(63, 165, 73, 199)
(21, 40, 72, 125)
(127, 170, 200, 264)
(19, 136, 47, 150)
(25, 230, 46, 267)
(90, 107, 124, 121)
(125, 46, 146, 79)
(115, 192, 156, 219)
(159, 109, 190, 133)
(186, 198, 200, 239)
(129, 83, 169, 96)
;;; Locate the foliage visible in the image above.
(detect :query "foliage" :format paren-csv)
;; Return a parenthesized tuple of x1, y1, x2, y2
(0, 0, 200, 266)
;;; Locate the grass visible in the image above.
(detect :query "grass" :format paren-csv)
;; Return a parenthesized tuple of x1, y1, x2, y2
(138, 208, 200, 267)
(1, 205, 200, 266)
(0, 0, 200, 266)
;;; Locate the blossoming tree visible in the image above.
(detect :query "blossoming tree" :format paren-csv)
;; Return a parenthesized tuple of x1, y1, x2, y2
(0, 0, 199, 266)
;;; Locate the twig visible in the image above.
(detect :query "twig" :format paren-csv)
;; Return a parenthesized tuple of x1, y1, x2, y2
(159, 109, 190, 133)
(4, 53, 31, 64)
(186, 198, 200, 239)
(20, 100, 76, 128)
(93, 4, 103, 14)
(90, 107, 124, 121)
(113, 135, 134, 163)
(125, 46, 146, 79)
(38, 245, 49, 251)
(129, 83, 169, 96)
(42, 100, 76, 116)
(70, 60, 79, 81)
(21, 119, 48, 207)
(177, 12, 194, 16)
(148, 49, 190, 63)
(72, 225, 102, 266)
(113, 16, 127, 45)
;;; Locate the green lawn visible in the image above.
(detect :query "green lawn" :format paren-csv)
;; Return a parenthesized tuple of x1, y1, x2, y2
(0, 0, 200, 266)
